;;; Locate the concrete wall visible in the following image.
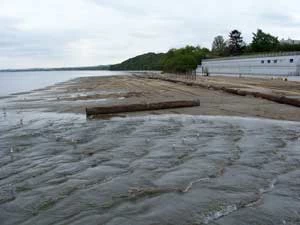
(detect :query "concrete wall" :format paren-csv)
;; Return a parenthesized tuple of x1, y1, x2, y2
(197, 54, 300, 76)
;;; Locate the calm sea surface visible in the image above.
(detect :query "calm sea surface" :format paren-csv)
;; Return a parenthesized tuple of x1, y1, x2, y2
(0, 71, 130, 96)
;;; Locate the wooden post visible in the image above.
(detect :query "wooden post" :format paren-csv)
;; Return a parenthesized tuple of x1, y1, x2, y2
(86, 99, 200, 117)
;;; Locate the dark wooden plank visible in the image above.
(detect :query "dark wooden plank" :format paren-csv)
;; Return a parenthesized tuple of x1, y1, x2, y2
(86, 99, 200, 116)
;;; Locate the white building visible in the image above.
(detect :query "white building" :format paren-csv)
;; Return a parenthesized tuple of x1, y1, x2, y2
(197, 52, 300, 76)
(280, 38, 300, 45)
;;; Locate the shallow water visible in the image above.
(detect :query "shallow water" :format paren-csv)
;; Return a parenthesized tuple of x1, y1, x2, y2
(1, 109, 300, 225)
(0, 71, 130, 96)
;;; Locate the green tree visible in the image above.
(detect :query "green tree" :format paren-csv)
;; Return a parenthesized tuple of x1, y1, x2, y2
(110, 53, 164, 71)
(250, 29, 279, 52)
(212, 35, 226, 56)
(161, 46, 209, 73)
(228, 30, 245, 55)
(163, 54, 197, 73)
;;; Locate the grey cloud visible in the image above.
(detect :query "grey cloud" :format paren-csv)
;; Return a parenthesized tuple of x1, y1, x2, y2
(130, 32, 159, 39)
(261, 12, 300, 27)
(0, 16, 82, 59)
(90, 0, 148, 16)
(1, 0, 300, 69)
(263, 12, 291, 21)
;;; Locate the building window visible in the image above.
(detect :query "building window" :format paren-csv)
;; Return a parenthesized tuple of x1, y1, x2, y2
(261, 60, 264, 64)
(274, 60, 278, 63)
(290, 59, 294, 63)
(267, 60, 271, 63)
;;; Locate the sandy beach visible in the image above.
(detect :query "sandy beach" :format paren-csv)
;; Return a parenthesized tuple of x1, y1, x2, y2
(8, 73, 300, 121)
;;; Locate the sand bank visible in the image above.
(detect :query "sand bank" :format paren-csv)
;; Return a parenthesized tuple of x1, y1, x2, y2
(7, 74, 300, 121)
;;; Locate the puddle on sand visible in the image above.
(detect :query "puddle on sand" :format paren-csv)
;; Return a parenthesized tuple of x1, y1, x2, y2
(0, 112, 300, 225)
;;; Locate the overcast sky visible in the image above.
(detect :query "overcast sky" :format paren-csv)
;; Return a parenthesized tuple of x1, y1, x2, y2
(1, 0, 300, 69)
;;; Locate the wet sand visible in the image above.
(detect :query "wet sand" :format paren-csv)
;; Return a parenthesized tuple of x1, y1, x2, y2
(7, 74, 300, 121)
(1, 113, 300, 225)
(1, 73, 300, 225)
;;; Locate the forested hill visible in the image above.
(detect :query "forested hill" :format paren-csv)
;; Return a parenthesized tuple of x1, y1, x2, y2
(110, 52, 165, 71)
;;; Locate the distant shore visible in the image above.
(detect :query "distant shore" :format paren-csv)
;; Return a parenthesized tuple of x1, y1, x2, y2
(0, 66, 110, 73)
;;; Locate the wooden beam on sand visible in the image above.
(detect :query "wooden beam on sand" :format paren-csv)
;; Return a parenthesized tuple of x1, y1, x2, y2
(145, 75, 300, 108)
(86, 99, 200, 117)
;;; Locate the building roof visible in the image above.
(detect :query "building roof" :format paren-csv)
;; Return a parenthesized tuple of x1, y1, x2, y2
(280, 38, 300, 44)
(203, 51, 300, 62)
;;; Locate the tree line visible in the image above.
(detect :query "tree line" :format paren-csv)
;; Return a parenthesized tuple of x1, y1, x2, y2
(212, 29, 300, 56)
(110, 46, 209, 73)
(111, 29, 300, 73)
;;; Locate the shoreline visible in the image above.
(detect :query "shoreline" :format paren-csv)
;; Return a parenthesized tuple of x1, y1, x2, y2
(1, 73, 300, 225)
(4, 73, 300, 122)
